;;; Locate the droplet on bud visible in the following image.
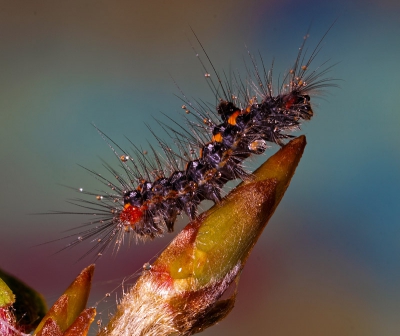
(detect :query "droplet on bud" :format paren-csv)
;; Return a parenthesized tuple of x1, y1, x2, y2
(143, 262, 152, 271)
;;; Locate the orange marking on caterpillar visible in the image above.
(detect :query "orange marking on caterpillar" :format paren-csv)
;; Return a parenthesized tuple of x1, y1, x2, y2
(228, 110, 241, 125)
(245, 98, 256, 113)
(212, 133, 223, 142)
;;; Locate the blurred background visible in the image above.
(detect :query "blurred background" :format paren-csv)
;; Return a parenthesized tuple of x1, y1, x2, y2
(0, 0, 399, 335)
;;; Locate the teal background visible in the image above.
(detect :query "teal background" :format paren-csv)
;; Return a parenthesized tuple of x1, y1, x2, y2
(0, 0, 399, 335)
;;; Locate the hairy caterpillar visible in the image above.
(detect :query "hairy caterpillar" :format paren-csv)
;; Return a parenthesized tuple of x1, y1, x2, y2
(54, 26, 336, 259)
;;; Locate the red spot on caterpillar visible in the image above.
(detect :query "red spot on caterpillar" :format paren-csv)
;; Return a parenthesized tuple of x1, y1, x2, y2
(120, 204, 145, 227)
(285, 95, 296, 109)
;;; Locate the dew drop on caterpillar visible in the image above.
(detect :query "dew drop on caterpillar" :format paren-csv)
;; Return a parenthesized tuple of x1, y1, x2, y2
(47, 23, 337, 260)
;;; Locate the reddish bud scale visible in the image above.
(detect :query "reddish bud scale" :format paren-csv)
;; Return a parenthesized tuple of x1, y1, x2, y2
(0, 307, 17, 336)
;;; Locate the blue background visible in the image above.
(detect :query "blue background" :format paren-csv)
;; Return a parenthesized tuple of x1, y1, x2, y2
(0, 0, 399, 335)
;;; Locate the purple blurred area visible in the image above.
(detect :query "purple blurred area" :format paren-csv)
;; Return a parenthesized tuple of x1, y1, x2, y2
(0, 0, 399, 335)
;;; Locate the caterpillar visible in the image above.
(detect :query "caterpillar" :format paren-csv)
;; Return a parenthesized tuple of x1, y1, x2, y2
(56, 26, 336, 259)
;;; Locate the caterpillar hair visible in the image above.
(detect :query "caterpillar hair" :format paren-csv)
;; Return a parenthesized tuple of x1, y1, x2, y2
(50, 24, 337, 259)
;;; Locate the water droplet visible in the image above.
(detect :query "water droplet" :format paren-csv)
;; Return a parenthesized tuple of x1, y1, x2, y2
(143, 262, 152, 271)
(105, 293, 111, 297)
(96, 195, 103, 200)
(181, 105, 186, 109)
(249, 139, 268, 154)
(120, 155, 129, 162)
(204, 73, 210, 78)
(77, 236, 83, 241)
(79, 188, 83, 192)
